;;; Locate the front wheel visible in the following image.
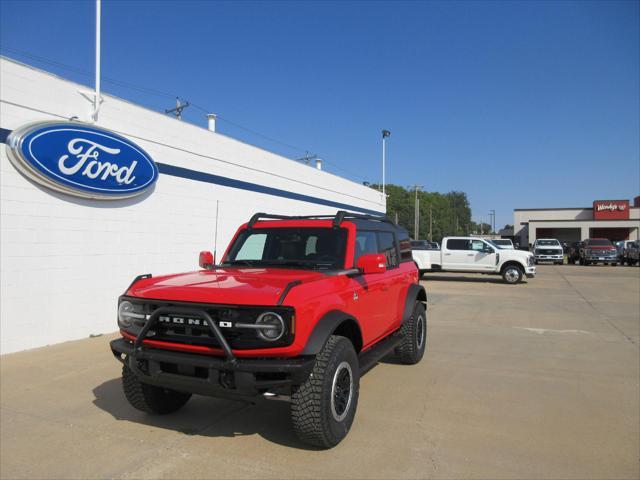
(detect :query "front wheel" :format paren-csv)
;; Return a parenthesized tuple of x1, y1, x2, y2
(395, 301, 427, 365)
(122, 364, 191, 414)
(291, 335, 359, 448)
(502, 265, 524, 284)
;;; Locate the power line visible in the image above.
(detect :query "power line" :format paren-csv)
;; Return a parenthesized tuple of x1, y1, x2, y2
(0, 46, 371, 183)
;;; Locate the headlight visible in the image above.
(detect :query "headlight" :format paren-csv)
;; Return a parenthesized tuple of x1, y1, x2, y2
(255, 312, 285, 342)
(118, 300, 145, 328)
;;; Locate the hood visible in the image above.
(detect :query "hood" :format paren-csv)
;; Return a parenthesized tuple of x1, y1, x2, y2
(502, 249, 533, 261)
(127, 268, 326, 305)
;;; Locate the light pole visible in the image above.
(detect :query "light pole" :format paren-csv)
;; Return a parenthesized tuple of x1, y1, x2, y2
(381, 130, 391, 196)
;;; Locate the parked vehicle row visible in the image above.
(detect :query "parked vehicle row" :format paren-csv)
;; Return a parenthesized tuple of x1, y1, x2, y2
(566, 238, 639, 266)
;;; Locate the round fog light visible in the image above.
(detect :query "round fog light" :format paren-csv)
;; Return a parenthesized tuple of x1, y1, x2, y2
(256, 312, 285, 342)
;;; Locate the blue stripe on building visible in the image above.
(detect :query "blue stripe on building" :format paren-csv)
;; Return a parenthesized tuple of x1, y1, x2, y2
(0, 127, 384, 216)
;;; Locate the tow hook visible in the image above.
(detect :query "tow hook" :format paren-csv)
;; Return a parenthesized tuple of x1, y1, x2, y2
(219, 370, 235, 389)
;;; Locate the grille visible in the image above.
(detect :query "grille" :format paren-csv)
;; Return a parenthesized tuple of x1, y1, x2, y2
(124, 298, 293, 350)
(537, 249, 561, 255)
(591, 249, 615, 256)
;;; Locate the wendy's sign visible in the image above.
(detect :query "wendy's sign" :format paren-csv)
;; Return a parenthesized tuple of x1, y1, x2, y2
(6, 121, 158, 200)
(593, 200, 629, 220)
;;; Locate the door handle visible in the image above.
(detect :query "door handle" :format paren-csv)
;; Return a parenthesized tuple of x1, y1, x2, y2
(444, 253, 451, 256)
(467, 253, 474, 256)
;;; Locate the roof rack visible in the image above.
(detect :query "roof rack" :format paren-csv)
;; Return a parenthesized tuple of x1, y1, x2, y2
(246, 210, 396, 230)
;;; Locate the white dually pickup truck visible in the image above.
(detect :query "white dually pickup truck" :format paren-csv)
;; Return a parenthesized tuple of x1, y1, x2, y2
(412, 237, 536, 284)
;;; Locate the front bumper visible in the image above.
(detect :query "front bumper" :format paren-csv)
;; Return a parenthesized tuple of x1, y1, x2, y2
(584, 254, 617, 263)
(111, 338, 314, 399)
(534, 254, 564, 261)
(525, 266, 536, 278)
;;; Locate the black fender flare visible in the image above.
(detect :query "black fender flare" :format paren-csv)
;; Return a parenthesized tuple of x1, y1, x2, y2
(300, 310, 362, 355)
(402, 283, 427, 325)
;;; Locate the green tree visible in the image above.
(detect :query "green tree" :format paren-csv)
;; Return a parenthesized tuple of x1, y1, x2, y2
(371, 184, 474, 242)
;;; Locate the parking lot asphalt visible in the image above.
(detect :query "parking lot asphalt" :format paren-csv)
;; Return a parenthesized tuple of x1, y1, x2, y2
(1, 265, 639, 480)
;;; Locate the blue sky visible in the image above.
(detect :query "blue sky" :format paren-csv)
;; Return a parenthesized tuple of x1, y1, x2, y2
(1, 0, 638, 229)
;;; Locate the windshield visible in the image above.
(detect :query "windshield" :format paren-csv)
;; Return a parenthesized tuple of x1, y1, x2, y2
(487, 240, 505, 249)
(223, 227, 348, 270)
(536, 240, 560, 246)
(493, 240, 512, 246)
(587, 239, 612, 247)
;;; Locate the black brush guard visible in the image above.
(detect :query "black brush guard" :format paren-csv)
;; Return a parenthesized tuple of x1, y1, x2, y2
(111, 306, 314, 400)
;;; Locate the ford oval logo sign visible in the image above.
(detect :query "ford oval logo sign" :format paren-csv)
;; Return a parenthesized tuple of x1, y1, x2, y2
(6, 121, 158, 200)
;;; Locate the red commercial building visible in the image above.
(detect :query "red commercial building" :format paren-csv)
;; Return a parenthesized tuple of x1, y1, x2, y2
(514, 197, 640, 247)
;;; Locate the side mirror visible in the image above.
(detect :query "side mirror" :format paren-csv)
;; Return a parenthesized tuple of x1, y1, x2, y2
(357, 253, 387, 274)
(484, 247, 495, 254)
(199, 251, 214, 270)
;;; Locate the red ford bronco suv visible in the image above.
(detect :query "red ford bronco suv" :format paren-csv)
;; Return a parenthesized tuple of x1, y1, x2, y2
(110, 211, 427, 448)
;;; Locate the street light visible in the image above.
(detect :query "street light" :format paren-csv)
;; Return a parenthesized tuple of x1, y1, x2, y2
(381, 130, 391, 196)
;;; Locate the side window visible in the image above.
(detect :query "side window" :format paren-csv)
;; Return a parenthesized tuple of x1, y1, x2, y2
(446, 239, 469, 250)
(235, 233, 267, 260)
(398, 232, 412, 262)
(305, 236, 318, 256)
(470, 240, 485, 251)
(354, 230, 378, 264)
(377, 231, 399, 267)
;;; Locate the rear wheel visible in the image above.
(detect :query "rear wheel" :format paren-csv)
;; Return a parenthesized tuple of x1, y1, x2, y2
(395, 301, 427, 365)
(122, 364, 191, 414)
(502, 264, 523, 284)
(291, 336, 359, 448)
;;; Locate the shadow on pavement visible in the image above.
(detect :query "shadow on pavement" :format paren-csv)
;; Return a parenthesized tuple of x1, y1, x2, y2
(92, 378, 321, 450)
(422, 274, 512, 284)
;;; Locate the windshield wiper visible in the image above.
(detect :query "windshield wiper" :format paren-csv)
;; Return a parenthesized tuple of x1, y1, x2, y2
(222, 260, 256, 267)
(261, 259, 334, 269)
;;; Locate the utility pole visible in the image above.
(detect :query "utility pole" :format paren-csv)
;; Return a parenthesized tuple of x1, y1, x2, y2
(394, 211, 398, 225)
(166, 97, 190, 120)
(489, 209, 496, 235)
(410, 184, 423, 239)
(381, 130, 391, 196)
(429, 207, 433, 242)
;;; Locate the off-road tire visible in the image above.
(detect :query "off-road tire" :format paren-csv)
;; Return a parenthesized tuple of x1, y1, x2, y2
(122, 364, 191, 414)
(395, 301, 427, 365)
(291, 335, 359, 448)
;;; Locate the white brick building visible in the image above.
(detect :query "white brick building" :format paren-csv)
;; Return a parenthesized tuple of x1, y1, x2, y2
(0, 57, 385, 354)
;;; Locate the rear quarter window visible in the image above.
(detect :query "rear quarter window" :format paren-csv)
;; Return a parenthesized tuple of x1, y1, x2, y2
(446, 239, 469, 250)
(377, 231, 399, 267)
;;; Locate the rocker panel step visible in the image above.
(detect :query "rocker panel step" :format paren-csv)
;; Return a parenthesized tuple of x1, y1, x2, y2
(358, 333, 405, 375)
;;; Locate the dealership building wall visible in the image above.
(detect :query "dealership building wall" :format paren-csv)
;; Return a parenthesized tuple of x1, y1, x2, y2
(514, 201, 640, 247)
(0, 57, 385, 354)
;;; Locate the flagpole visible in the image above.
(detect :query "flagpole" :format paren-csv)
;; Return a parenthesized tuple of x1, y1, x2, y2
(93, 0, 101, 122)
(381, 129, 391, 197)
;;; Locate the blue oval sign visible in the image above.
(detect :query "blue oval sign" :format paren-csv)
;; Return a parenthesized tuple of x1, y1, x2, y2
(6, 121, 158, 199)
